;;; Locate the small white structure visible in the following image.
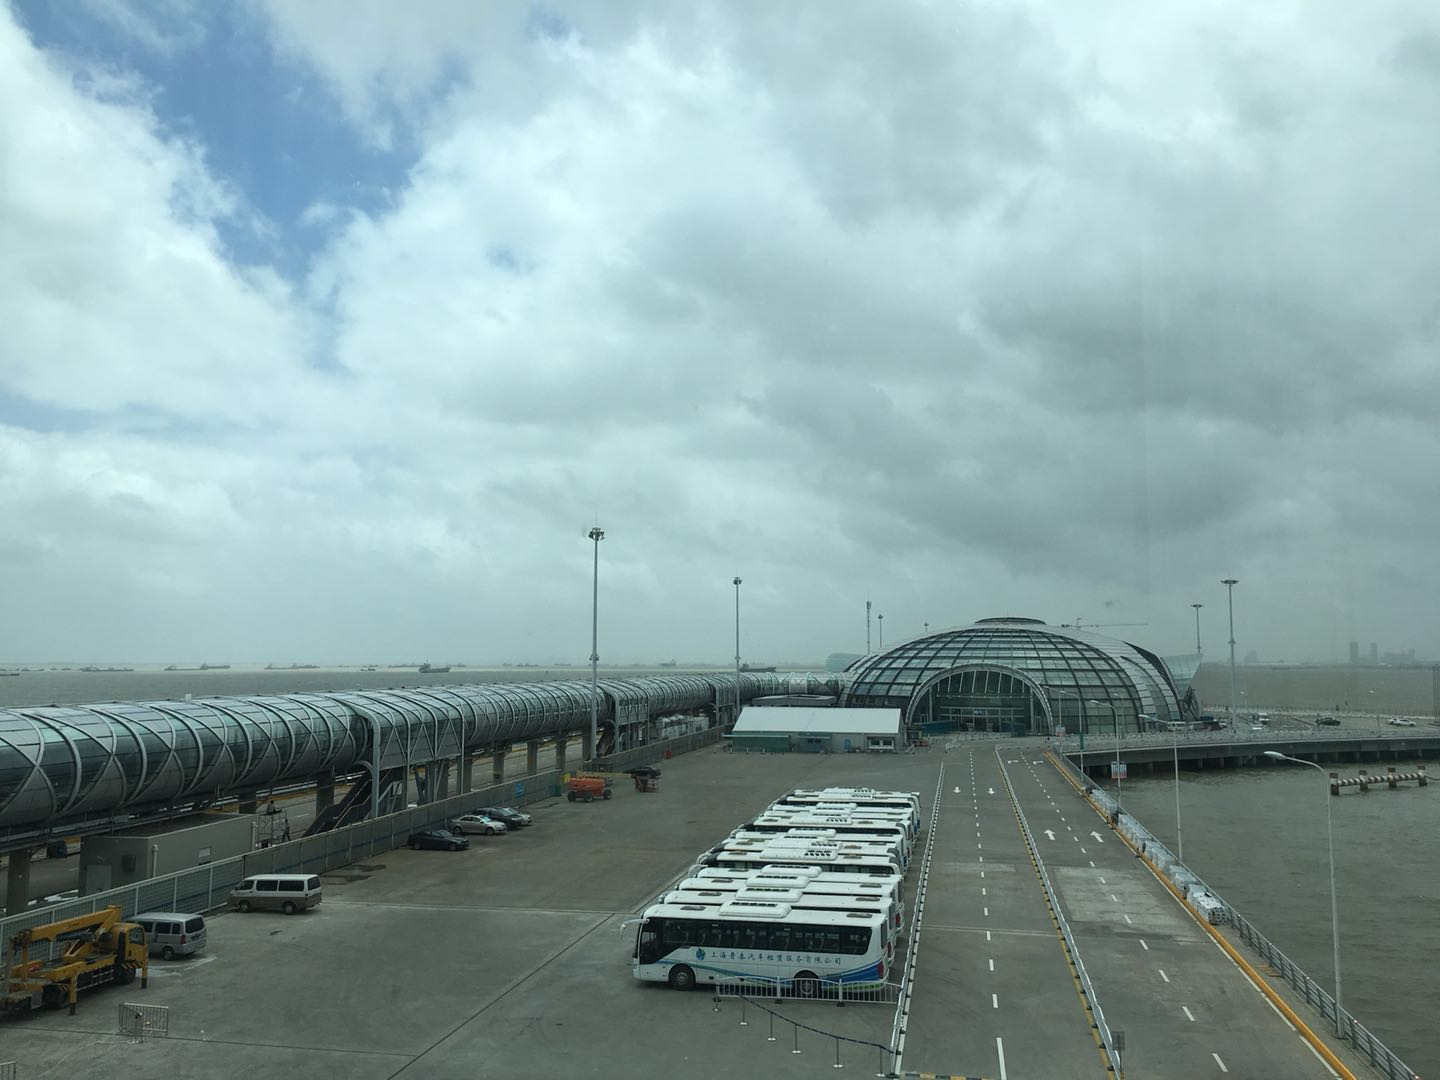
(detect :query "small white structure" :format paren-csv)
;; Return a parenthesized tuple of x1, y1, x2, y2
(728, 707, 902, 753)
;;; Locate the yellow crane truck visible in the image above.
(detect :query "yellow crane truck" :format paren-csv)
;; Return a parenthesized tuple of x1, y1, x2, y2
(4, 906, 148, 1016)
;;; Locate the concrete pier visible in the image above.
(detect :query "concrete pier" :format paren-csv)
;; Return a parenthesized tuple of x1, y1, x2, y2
(3, 848, 30, 915)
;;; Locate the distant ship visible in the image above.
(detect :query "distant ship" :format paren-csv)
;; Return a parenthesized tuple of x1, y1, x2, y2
(739, 663, 776, 673)
(165, 663, 231, 671)
(418, 663, 451, 674)
(265, 663, 319, 670)
(0, 670, 19, 677)
(80, 665, 134, 673)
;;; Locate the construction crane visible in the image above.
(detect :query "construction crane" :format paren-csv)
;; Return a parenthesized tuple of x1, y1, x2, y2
(4, 905, 148, 1016)
(1063, 619, 1150, 631)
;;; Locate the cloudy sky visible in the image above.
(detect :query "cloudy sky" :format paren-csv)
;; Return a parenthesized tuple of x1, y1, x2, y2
(2, 1, 1438, 667)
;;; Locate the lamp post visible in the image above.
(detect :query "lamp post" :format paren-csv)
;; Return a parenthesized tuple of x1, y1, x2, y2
(1146, 712, 1183, 860)
(1090, 699, 1122, 816)
(877, 613, 884, 651)
(1221, 579, 1239, 725)
(1191, 602, 1203, 656)
(733, 577, 743, 723)
(866, 600, 872, 654)
(587, 526, 604, 759)
(1264, 751, 1342, 1037)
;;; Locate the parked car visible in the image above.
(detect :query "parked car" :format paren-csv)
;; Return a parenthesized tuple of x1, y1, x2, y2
(1388, 717, 1417, 727)
(450, 813, 507, 835)
(132, 912, 207, 959)
(477, 806, 532, 827)
(1316, 716, 1341, 726)
(230, 874, 323, 914)
(408, 828, 469, 851)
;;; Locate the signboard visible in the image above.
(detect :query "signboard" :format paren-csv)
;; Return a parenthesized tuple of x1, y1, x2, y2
(513, 782, 525, 798)
(1110, 761, 1128, 780)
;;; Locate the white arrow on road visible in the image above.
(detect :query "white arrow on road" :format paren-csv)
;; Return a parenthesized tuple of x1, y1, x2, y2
(1043, 829, 1056, 841)
(987, 787, 996, 795)
(1089, 831, 1106, 843)
(954, 786, 961, 793)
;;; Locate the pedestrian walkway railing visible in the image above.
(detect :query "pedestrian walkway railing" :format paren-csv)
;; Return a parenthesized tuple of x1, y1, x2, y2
(1048, 750, 1421, 1080)
(997, 749, 1123, 1075)
(0, 1060, 14, 1080)
(1054, 726, 1436, 756)
(591, 728, 721, 772)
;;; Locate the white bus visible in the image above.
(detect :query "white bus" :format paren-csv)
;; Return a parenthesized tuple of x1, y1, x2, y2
(694, 865, 906, 908)
(774, 791, 921, 835)
(709, 836, 904, 871)
(744, 815, 913, 862)
(633, 901, 891, 995)
(725, 828, 908, 869)
(670, 877, 904, 935)
(693, 845, 901, 877)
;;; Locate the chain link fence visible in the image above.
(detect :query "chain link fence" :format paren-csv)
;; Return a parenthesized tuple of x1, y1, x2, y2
(118, 1002, 170, 1041)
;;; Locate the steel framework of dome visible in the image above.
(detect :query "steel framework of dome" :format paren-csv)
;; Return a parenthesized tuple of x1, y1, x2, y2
(844, 617, 1183, 737)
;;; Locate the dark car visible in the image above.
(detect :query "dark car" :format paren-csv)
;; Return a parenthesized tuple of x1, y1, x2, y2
(477, 806, 532, 828)
(407, 828, 469, 851)
(1316, 716, 1341, 726)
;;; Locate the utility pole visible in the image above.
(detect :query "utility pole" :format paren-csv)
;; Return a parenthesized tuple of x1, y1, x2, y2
(1221, 579, 1239, 724)
(587, 526, 604, 759)
(866, 600, 872, 654)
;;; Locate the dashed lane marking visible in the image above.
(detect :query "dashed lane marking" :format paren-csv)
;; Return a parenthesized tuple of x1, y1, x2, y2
(1212, 1052, 1229, 1073)
(1183, 1005, 1197, 1022)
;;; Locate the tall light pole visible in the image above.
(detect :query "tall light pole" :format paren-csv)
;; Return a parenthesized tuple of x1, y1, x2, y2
(1221, 579, 1239, 724)
(1264, 751, 1342, 1037)
(587, 526, 604, 760)
(1191, 602, 1203, 656)
(1091, 698, 1121, 816)
(733, 577, 743, 723)
(877, 613, 884, 651)
(1147, 712, 1183, 860)
(866, 600, 872, 654)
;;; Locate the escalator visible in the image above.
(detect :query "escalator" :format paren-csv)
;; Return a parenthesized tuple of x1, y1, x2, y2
(302, 767, 407, 836)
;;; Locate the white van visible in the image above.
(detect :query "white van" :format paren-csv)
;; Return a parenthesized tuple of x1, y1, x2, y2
(133, 912, 207, 958)
(230, 873, 323, 914)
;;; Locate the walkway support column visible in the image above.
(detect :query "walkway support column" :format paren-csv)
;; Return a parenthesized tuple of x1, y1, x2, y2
(238, 793, 259, 815)
(461, 753, 474, 794)
(4, 849, 32, 915)
(581, 729, 594, 763)
(526, 739, 540, 775)
(555, 736, 568, 776)
(492, 746, 505, 784)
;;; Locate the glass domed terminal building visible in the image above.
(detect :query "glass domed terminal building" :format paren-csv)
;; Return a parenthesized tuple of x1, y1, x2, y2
(844, 617, 1191, 738)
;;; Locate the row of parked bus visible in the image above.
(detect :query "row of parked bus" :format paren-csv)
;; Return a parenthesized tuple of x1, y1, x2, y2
(632, 787, 922, 996)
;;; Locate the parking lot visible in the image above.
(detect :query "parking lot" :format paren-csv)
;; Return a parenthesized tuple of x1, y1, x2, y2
(3, 746, 950, 1080)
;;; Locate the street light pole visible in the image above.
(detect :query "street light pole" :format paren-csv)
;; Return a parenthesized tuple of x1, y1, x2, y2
(1172, 722, 1183, 860)
(866, 600, 872, 654)
(587, 526, 604, 760)
(1264, 751, 1342, 1037)
(1191, 602, 1203, 656)
(733, 577, 743, 723)
(877, 613, 884, 651)
(1221, 579, 1239, 725)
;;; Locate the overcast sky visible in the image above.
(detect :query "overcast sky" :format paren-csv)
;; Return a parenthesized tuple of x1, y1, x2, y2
(2, 1, 1438, 667)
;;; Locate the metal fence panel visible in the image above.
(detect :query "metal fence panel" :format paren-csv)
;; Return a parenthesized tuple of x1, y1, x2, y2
(118, 1001, 170, 1039)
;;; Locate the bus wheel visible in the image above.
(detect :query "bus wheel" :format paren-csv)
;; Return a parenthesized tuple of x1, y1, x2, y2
(667, 965, 696, 991)
(567, 791, 576, 802)
(237, 901, 251, 913)
(794, 971, 821, 998)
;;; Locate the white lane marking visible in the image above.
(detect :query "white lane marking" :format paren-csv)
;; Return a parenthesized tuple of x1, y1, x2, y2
(1302, 1036, 1339, 1076)
(1183, 1005, 1197, 1022)
(988, 787, 996, 795)
(1212, 1052, 1229, 1073)
(1123, 914, 1133, 924)
(988, 958, 995, 972)
(980, 871, 985, 879)
(1080, 846, 1087, 853)
(982, 888, 987, 896)
(1109, 894, 1119, 902)
(1043, 829, 1056, 840)
(1088, 860, 1096, 867)
(986, 930, 991, 942)
(1089, 831, 1105, 842)
(996, 1036, 1008, 1080)
(991, 993, 999, 1009)
(1159, 969, 1170, 983)
(1099, 876, 1106, 884)
(954, 786, 961, 793)
(1140, 939, 1149, 951)
(984, 907, 989, 916)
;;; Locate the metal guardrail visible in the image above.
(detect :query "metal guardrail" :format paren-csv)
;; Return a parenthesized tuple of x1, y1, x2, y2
(711, 987, 897, 1072)
(996, 748, 1122, 1075)
(712, 975, 901, 1004)
(1046, 751, 1420, 1080)
(1056, 727, 1439, 755)
(887, 765, 944, 1075)
(0, 1061, 14, 1080)
(118, 1002, 169, 1041)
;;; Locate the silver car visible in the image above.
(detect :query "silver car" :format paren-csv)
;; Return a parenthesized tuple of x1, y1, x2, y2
(451, 813, 508, 835)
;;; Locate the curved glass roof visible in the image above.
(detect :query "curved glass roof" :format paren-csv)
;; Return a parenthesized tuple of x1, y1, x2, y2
(845, 618, 1182, 732)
